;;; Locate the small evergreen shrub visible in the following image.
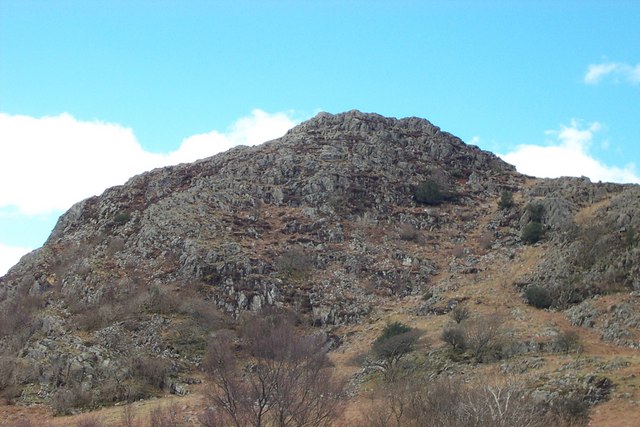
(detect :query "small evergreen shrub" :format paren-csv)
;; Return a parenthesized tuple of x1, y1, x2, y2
(422, 290, 433, 301)
(553, 330, 583, 354)
(112, 211, 131, 226)
(498, 190, 514, 210)
(526, 203, 545, 223)
(415, 180, 444, 205)
(521, 222, 544, 244)
(275, 248, 313, 280)
(525, 285, 552, 309)
(376, 321, 411, 342)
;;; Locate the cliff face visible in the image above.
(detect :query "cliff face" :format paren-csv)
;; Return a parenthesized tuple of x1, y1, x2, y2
(1, 111, 639, 415)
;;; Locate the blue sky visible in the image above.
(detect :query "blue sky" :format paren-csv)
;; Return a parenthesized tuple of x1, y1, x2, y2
(1, 0, 639, 274)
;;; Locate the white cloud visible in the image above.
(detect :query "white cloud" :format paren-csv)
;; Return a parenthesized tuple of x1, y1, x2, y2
(0, 242, 32, 276)
(0, 109, 298, 215)
(165, 110, 297, 165)
(584, 62, 640, 85)
(499, 120, 640, 184)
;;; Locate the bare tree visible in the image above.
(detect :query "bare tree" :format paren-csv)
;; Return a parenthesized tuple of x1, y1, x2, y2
(203, 332, 269, 427)
(359, 375, 582, 427)
(203, 312, 343, 427)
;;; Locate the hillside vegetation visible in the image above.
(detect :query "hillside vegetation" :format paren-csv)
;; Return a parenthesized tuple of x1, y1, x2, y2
(1, 111, 639, 426)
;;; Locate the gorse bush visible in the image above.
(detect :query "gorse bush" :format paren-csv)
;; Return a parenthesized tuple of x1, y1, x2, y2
(553, 330, 583, 354)
(376, 321, 411, 342)
(527, 203, 545, 223)
(521, 202, 545, 244)
(112, 211, 131, 226)
(498, 190, 514, 210)
(522, 221, 544, 244)
(525, 285, 552, 309)
(415, 180, 445, 205)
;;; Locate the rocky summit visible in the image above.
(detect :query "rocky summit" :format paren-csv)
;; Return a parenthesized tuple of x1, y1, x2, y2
(1, 111, 639, 425)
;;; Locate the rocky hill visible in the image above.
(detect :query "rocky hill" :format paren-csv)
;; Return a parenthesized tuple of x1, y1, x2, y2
(1, 110, 639, 425)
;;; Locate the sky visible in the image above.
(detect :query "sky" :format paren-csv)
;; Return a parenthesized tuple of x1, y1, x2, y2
(1, 0, 639, 275)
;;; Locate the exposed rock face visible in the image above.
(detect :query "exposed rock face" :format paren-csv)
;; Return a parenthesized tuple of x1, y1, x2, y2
(3, 110, 518, 317)
(0, 110, 638, 408)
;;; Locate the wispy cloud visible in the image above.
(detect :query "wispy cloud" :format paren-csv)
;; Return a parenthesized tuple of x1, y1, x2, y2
(584, 62, 640, 85)
(0, 109, 298, 216)
(499, 120, 639, 184)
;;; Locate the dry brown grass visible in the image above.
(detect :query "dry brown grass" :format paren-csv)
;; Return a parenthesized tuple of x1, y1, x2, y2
(4, 191, 639, 426)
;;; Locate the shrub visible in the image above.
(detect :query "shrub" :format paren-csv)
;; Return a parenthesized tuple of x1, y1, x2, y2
(121, 404, 143, 427)
(0, 356, 15, 392)
(372, 324, 421, 381)
(441, 326, 466, 351)
(112, 211, 131, 226)
(275, 248, 313, 280)
(360, 376, 554, 427)
(398, 224, 420, 241)
(376, 321, 411, 342)
(75, 416, 103, 427)
(414, 180, 445, 205)
(51, 385, 91, 415)
(525, 285, 552, 309)
(527, 203, 545, 223)
(441, 315, 505, 362)
(522, 221, 544, 244)
(203, 311, 344, 427)
(450, 305, 470, 324)
(498, 190, 514, 210)
(549, 396, 590, 426)
(146, 285, 181, 315)
(131, 356, 171, 390)
(624, 227, 636, 248)
(478, 231, 493, 250)
(553, 330, 583, 354)
(149, 404, 180, 427)
(465, 315, 505, 362)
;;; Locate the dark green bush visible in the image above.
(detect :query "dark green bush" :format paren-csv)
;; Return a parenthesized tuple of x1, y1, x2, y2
(275, 248, 313, 280)
(526, 203, 545, 223)
(498, 190, 514, 210)
(112, 211, 131, 226)
(553, 330, 583, 354)
(525, 285, 552, 309)
(372, 322, 420, 381)
(522, 222, 544, 244)
(376, 321, 411, 343)
(415, 180, 445, 205)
